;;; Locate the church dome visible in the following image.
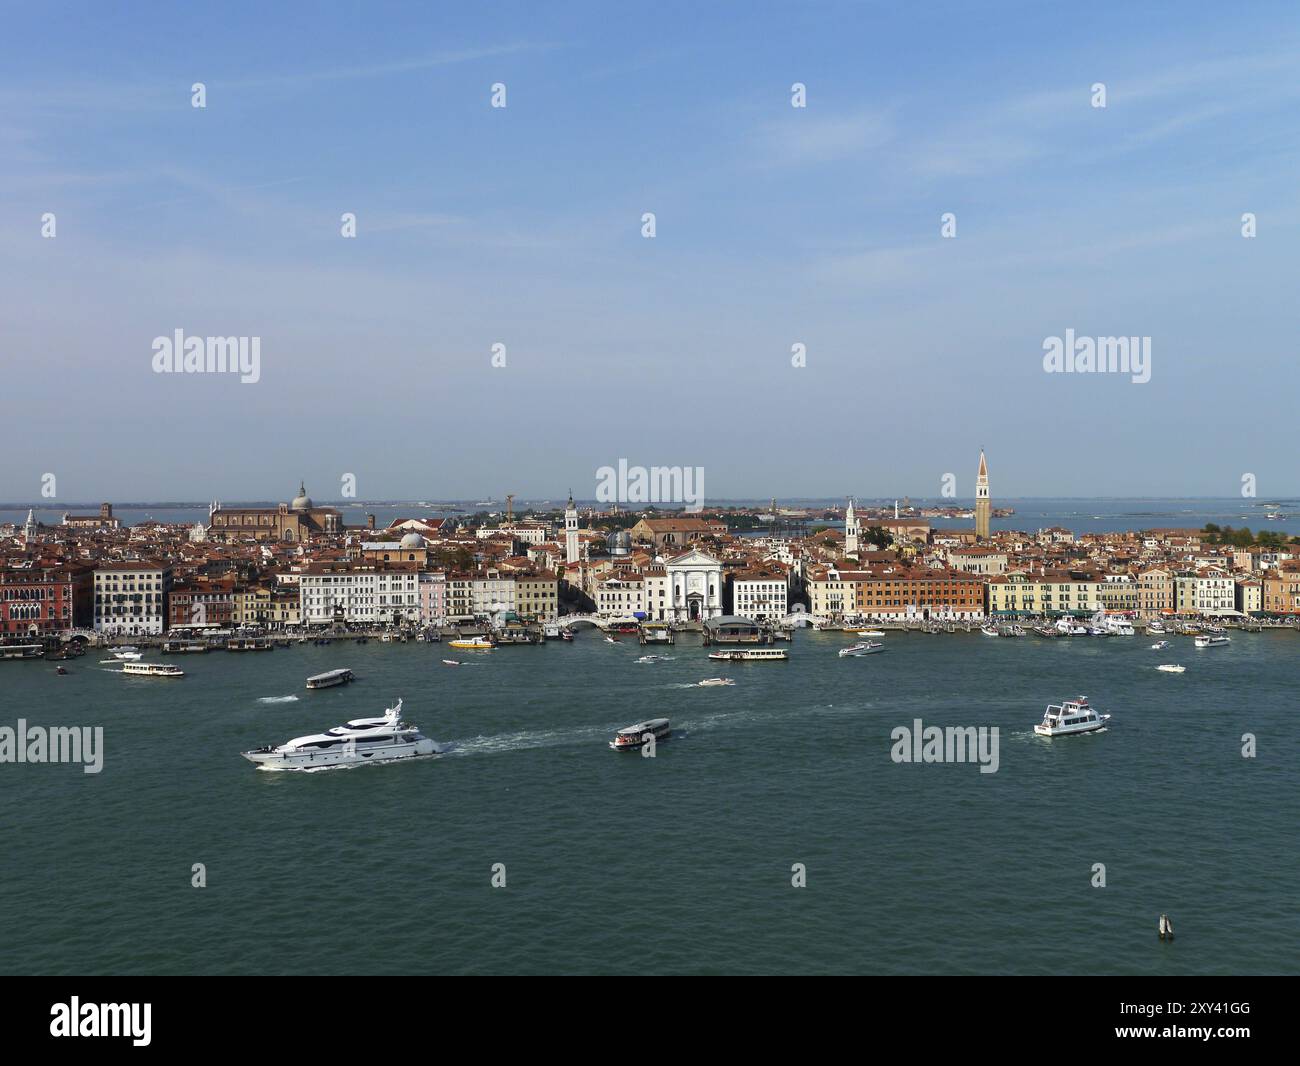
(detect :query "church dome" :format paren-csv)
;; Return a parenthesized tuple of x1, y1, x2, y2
(399, 532, 426, 549)
(290, 482, 313, 511)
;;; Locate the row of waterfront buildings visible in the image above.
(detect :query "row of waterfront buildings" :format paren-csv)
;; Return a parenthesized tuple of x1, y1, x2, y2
(3, 468, 1300, 638)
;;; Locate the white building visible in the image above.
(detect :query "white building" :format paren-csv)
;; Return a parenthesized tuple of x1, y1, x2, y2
(596, 574, 645, 619)
(731, 572, 789, 621)
(564, 493, 580, 565)
(664, 547, 724, 622)
(93, 563, 173, 635)
(1175, 570, 1237, 616)
(299, 566, 420, 625)
(471, 571, 517, 617)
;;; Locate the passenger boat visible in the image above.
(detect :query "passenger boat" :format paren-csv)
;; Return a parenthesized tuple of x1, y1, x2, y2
(306, 668, 355, 690)
(162, 640, 209, 654)
(1156, 664, 1186, 673)
(241, 698, 439, 770)
(447, 637, 494, 650)
(1194, 634, 1231, 648)
(608, 718, 672, 751)
(839, 640, 884, 657)
(706, 648, 788, 661)
(1, 644, 45, 660)
(1034, 696, 1110, 737)
(121, 662, 185, 678)
(698, 677, 734, 687)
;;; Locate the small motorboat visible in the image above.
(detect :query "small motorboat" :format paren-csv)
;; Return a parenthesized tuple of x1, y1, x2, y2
(1150, 640, 1171, 650)
(839, 640, 884, 657)
(1156, 664, 1186, 673)
(561, 630, 574, 642)
(604, 636, 619, 644)
(980, 625, 1000, 637)
(847, 628, 886, 637)
(55, 666, 69, 675)
(1158, 913, 1175, 941)
(441, 659, 461, 667)
(698, 677, 734, 687)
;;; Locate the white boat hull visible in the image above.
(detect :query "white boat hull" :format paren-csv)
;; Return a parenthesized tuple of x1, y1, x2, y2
(243, 737, 438, 770)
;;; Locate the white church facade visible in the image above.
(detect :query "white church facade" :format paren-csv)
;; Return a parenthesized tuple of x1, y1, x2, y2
(663, 547, 724, 622)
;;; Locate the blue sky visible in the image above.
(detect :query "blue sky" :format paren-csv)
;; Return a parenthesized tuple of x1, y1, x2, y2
(2, 1, 1298, 503)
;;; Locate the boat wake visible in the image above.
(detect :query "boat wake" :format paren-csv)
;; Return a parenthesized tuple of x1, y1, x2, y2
(257, 695, 300, 704)
(448, 725, 609, 757)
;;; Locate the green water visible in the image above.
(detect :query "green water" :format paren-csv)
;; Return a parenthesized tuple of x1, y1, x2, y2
(1, 630, 1295, 975)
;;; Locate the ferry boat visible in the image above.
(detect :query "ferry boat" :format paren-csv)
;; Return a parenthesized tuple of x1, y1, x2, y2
(242, 699, 438, 770)
(306, 668, 355, 690)
(698, 677, 735, 687)
(162, 640, 209, 654)
(447, 636, 495, 650)
(1, 644, 45, 660)
(608, 718, 672, 751)
(839, 640, 884, 657)
(706, 648, 788, 662)
(121, 661, 185, 678)
(1033, 696, 1111, 737)
(1194, 634, 1231, 648)
(1156, 664, 1186, 673)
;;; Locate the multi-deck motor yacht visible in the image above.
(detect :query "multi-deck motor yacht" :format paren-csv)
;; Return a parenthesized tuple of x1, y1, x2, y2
(1195, 633, 1231, 648)
(1033, 696, 1111, 737)
(241, 698, 439, 770)
(839, 640, 884, 657)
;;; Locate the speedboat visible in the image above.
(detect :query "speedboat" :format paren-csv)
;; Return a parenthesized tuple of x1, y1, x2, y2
(441, 659, 461, 667)
(848, 628, 886, 637)
(1150, 640, 1171, 650)
(1055, 619, 1089, 636)
(636, 655, 663, 663)
(561, 630, 574, 642)
(609, 718, 671, 751)
(1033, 696, 1111, 737)
(113, 649, 144, 661)
(698, 678, 734, 687)
(981, 625, 1000, 637)
(121, 662, 184, 678)
(1156, 664, 1186, 673)
(839, 640, 884, 657)
(1194, 634, 1231, 648)
(241, 698, 439, 770)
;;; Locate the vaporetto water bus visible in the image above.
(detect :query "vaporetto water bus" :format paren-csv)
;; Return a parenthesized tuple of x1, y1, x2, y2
(121, 662, 185, 678)
(706, 648, 788, 662)
(609, 718, 671, 751)
(241, 698, 439, 770)
(306, 668, 355, 690)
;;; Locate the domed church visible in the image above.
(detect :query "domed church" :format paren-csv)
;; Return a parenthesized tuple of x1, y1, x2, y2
(207, 482, 343, 542)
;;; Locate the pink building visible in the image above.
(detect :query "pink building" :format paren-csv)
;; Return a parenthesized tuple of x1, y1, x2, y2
(418, 572, 447, 626)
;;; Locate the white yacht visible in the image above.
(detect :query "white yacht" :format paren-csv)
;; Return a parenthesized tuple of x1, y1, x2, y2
(1034, 696, 1111, 737)
(242, 699, 438, 770)
(609, 718, 671, 751)
(1195, 633, 1231, 648)
(1104, 617, 1135, 636)
(839, 640, 884, 657)
(121, 661, 184, 678)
